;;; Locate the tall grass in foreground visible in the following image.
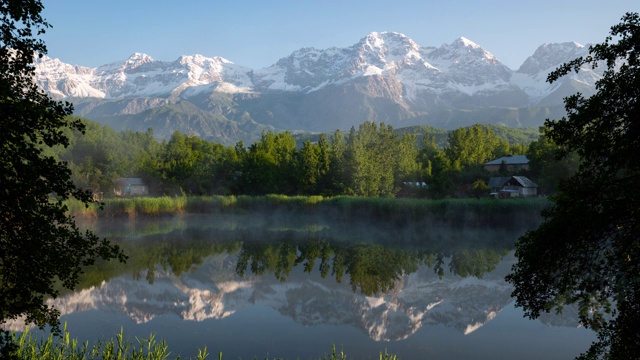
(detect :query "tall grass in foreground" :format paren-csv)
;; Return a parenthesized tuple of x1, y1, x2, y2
(9, 326, 202, 360)
(7, 327, 397, 360)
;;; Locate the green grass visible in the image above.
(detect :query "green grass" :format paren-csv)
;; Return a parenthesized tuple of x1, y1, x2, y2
(66, 197, 188, 219)
(6, 326, 398, 360)
(102, 197, 186, 217)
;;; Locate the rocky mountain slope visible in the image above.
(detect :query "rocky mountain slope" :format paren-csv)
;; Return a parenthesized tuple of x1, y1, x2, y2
(34, 33, 601, 145)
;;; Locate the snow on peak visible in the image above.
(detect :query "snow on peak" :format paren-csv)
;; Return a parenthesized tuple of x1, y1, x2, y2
(511, 41, 600, 100)
(457, 36, 481, 49)
(428, 36, 497, 62)
(354, 31, 422, 68)
(516, 41, 589, 75)
(128, 52, 153, 61)
(124, 53, 154, 69)
(363, 31, 386, 48)
(179, 54, 234, 66)
(172, 54, 254, 95)
(427, 36, 501, 67)
(359, 31, 417, 51)
(451, 37, 496, 61)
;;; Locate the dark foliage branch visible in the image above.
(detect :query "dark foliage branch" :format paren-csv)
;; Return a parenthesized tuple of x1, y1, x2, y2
(1, 0, 126, 331)
(507, 12, 640, 360)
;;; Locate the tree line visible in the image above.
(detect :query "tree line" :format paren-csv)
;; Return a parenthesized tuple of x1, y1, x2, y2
(49, 118, 578, 198)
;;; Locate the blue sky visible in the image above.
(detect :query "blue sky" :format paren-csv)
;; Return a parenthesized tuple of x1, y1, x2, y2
(40, 0, 638, 70)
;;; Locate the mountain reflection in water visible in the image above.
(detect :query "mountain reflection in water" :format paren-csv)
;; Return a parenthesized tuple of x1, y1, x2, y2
(3, 214, 595, 359)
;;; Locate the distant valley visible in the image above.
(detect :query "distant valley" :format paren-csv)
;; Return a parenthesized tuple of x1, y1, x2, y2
(35, 32, 600, 145)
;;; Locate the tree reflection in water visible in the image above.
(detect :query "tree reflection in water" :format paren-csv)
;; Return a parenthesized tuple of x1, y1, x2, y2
(77, 214, 519, 296)
(235, 235, 508, 296)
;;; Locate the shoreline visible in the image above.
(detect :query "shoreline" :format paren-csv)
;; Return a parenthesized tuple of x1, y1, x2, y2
(67, 195, 549, 228)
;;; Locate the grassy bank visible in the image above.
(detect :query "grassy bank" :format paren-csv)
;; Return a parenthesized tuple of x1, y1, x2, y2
(6, 326, 397, 360)
(67, 195, 549, 228)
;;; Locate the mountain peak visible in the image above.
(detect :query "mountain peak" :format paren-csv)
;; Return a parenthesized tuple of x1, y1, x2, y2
(517, 42, 589, 75)
(360, 31, 414, 47)
(128, 52, 153, 60)
(456, 36, 481, 49)
(364, 31, 408, 39)
(364, 31, 385, 41)
(124, 53, 154, 69)
(178, 54, 234, 66)
(428, 36, 498, 64)
(356, 31, 420, 63)
(536, 41, 585, 51)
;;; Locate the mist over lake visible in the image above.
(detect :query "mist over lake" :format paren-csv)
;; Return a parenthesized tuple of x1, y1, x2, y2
(5, 211, 595, 359)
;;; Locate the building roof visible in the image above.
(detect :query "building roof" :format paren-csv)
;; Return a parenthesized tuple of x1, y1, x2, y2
(511, 176, 538, 188)
(488, 176, 538, 188)
(488, 177, 511, 188)
(484, 155, 529, 166)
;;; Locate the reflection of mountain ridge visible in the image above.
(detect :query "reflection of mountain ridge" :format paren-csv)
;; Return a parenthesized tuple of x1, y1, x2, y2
(4, 253, 579, 341)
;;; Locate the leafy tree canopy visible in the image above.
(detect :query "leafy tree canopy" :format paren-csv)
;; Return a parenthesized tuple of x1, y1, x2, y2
(525, 125, 580, 194)
(0, 0, 125, 330)
(506, 12, 640, 359)
(444, 124, 503, 167)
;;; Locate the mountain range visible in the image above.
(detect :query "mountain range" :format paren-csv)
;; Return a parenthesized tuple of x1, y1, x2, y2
(34, 32, 600, 145)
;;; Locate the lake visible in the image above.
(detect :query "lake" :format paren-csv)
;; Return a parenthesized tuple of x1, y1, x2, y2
(4, 213, 595, 359)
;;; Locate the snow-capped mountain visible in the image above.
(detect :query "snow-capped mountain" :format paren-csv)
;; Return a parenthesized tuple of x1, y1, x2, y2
(36, 52, 254, 100)
(512, 42, 597, 104)
(33, 32, 603, 144)
(253, 32, 426, 93)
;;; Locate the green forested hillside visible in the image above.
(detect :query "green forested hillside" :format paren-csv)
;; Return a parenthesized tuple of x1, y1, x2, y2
(50, 117, 574, 198)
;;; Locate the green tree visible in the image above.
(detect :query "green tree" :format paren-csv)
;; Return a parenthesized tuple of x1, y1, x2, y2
(508, 142, 528, 157)
(471, 179, 489, 199)
(236, 131, 298, 195)
(506, 13, 640, 359)
(345, 123, 381, 196)
(444, 124, 501, 167)
(298, 140, 321, 194)
(324, 129, 348, 195)
(158, 131, 238, 195)
(161, 131, 200, 192)
(122, 127, 164, 182)
(55, 119, 135, 192)
(0, 0, 125, 330)
(314, 134, 332, 193)
(426, 150, 454, 198)
(441, 124, 501, 197)
(526, 126, 579, 194)
(342, 122, 418, 197)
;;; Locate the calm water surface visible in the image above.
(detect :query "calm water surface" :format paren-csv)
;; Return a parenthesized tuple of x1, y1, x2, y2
(6, 214, 595, 359)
